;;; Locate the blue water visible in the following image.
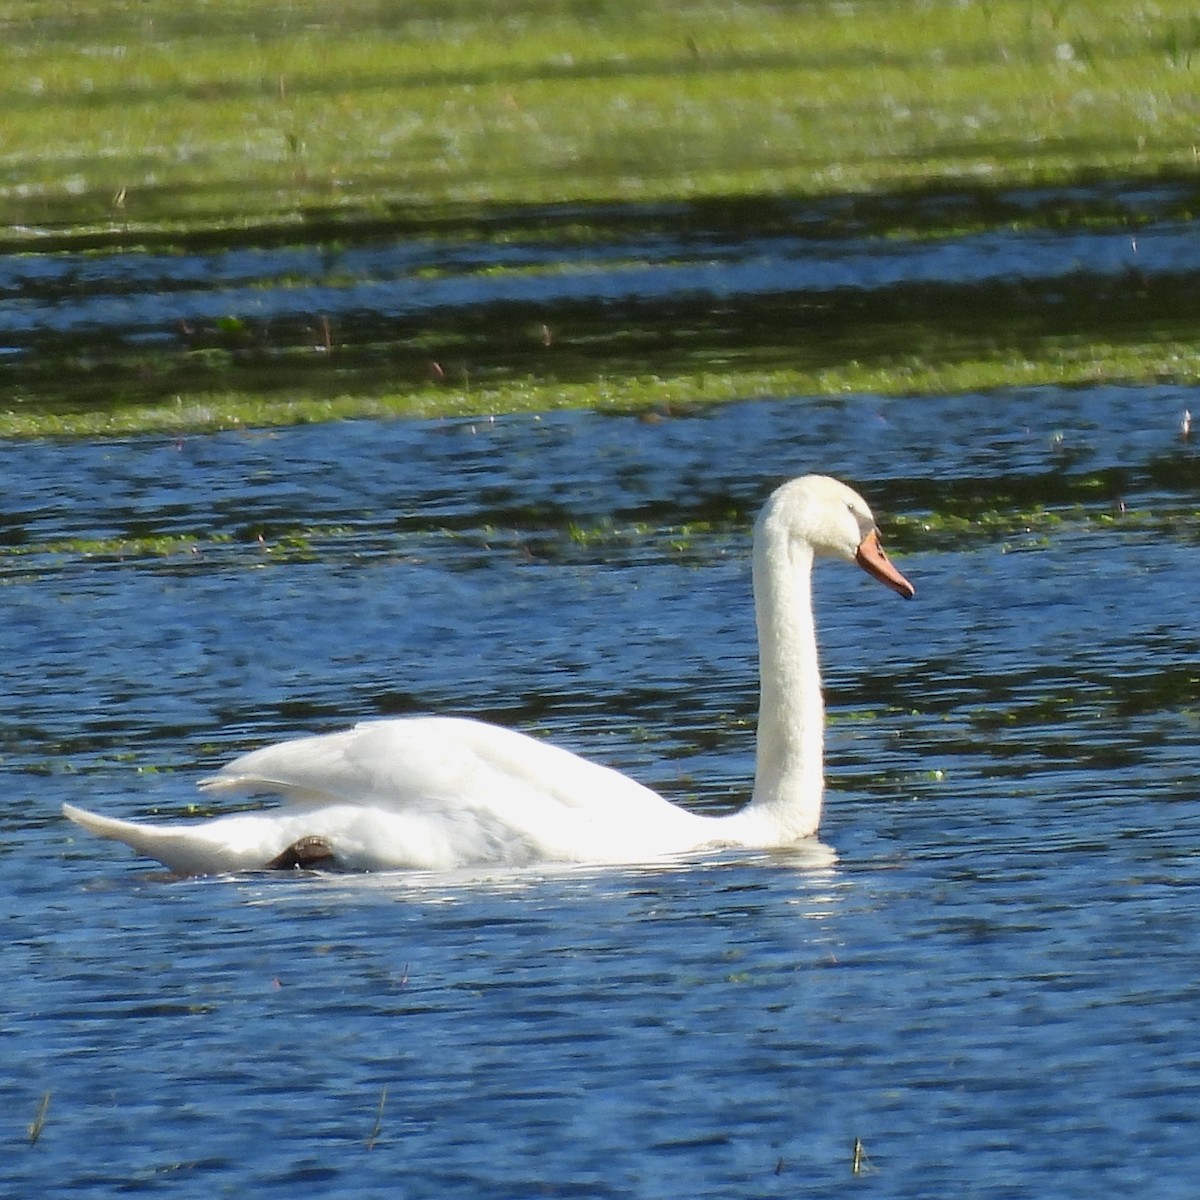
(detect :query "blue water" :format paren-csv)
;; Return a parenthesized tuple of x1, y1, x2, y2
(2, 221, 1188, 340)
(4, 385, 1200, 1197)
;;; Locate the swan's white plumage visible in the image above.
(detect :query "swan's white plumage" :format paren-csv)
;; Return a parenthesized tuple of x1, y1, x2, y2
(63, 474, 913, 875)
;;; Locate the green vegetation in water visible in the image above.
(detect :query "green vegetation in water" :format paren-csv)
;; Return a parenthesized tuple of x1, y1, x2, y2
(0, 525, 360, 565)
(5, 493, 1192, 578)
(890, 496, 1200, 553)
(5, 0, 1200, 237)
(0, 514, 734, 572)
(5, 0, 1200, 436)
(3, 343, 1197, 440)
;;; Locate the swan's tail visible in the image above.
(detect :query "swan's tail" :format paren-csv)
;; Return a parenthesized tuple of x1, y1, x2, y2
(63, 803, 158, 847)
(62, 803, 255, 876)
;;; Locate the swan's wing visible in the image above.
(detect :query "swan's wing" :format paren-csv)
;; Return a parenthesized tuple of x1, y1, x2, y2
(201, 716, 654, 808)
(66, 717, 719, 872)
(199, 716, 703, 865)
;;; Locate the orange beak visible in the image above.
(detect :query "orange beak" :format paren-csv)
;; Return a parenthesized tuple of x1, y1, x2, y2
(855, 529, 915, 599)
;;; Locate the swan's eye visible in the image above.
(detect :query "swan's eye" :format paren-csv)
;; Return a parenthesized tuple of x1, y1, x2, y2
(845, 502, 872, 536)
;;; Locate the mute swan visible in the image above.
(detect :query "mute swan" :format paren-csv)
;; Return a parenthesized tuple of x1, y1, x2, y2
(63, 474, 914, 875)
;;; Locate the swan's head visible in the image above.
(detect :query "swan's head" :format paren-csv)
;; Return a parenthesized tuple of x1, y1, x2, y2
(760, 474, 915, 599)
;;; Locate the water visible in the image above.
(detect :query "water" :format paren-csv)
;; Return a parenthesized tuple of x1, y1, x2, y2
(3, 384, 1199, 1197)
(5, 180, 1200, 415)
(3, 218, 1191, 341)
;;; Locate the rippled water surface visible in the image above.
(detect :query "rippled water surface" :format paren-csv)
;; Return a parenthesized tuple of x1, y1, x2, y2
(3, 383, 1199, 1197)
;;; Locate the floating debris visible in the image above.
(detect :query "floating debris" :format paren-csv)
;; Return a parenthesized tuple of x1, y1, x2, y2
(851, 1136, 872, 1175)
(28, 1092, 51, 1146)
(366, 1086, 388, 1150)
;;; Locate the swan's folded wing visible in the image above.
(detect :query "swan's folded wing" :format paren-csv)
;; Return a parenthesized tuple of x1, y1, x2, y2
(199, 721, 393, 805)
(199, 716, 659, 813)
(198, 716, 704, 864)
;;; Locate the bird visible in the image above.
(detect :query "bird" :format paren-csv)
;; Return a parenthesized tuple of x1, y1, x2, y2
(63, 474, 914, 875)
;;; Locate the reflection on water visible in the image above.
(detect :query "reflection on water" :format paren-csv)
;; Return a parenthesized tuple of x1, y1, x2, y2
(236, 843, 841, 910)
(3, 384, 1200, 1196)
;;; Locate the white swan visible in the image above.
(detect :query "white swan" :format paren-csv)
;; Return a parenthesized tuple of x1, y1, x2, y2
(63, 474, 914, 875)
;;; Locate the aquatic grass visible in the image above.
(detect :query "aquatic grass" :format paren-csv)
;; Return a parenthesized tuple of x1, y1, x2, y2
(2, 486, 1187, 577)
(5, 0, 1200, 238)
(0, 515, 734, 574)
(7, 0, 1200, 436)
(27, 1092, 51, 1146)
(365, 1086, 387, 1151)
(0, 525, 364, 567)
(890, 497, 1200, 554)
(3, 340, 1198, 440)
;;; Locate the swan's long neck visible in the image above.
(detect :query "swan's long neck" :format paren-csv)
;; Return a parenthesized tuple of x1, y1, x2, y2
(745, 509, 824, 841)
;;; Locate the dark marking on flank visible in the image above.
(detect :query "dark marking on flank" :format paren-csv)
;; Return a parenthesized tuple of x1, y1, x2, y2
(265, 836, 336, 871)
